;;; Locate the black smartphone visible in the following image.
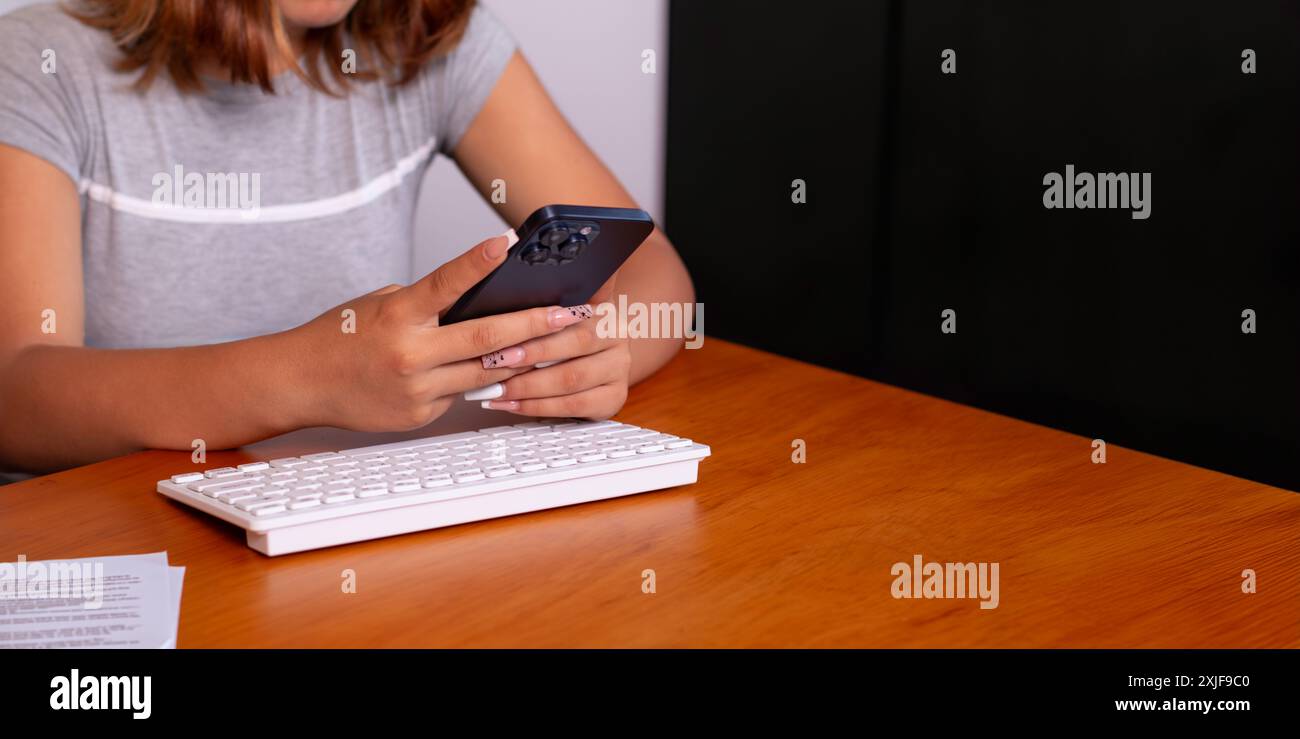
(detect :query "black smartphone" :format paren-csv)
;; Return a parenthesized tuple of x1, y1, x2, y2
(441, 204, 655, 324)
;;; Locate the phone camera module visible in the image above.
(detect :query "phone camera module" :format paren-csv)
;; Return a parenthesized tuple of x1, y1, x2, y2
(539, 225, 570, 248)
(520, 242, 550, 265)
(558, 233, 587, 259)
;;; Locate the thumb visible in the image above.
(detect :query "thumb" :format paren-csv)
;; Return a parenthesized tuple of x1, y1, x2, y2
(400, 230, 516, 319)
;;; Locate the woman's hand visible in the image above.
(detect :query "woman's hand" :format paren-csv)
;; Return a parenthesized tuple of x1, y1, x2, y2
(475, 277, 632, 420)
(287, 234, 593, 432)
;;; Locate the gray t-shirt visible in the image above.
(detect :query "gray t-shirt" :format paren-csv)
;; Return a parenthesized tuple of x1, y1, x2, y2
(0, 2, 515, 349)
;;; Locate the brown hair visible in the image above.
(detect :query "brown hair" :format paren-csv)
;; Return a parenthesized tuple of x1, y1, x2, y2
(69, 0, 476, 94)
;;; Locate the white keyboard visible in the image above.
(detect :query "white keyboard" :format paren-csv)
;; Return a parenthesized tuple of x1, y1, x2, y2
(156, 420, 710, 556)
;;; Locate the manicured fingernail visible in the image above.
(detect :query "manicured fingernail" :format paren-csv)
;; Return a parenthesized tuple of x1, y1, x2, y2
(481, 400, 520, 411)
(484, 230, 515, 260)
(482, 346, 526, 368)
(534, 360, 559, 369)
(549, 304, 593, 329)
(463, 383, 504, 401)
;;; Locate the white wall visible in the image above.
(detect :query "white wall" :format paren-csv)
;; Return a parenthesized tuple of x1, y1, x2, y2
(0, 0, 670, 280)
(414, 0, 668, 278)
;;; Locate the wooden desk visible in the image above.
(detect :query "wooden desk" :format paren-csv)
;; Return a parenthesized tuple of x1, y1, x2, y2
(3, 339, 1297, 647)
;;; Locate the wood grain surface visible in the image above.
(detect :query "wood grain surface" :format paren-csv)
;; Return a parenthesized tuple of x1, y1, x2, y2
(2, 339, 1296, 647)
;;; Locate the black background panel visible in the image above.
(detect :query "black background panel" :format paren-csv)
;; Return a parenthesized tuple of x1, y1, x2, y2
(667, 0, 1300, 491)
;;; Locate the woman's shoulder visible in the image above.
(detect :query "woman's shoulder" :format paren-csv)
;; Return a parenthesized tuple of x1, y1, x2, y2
(0, 2, 118, 67)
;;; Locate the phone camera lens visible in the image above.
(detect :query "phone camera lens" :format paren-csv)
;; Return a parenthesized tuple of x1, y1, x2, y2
(521, 243, 550, 265)
(539, 226, 570, 248)
(558, 234, 587, 259)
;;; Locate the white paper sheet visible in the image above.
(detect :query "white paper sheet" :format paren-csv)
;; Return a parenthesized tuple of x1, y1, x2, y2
(0, 552, 184, 649)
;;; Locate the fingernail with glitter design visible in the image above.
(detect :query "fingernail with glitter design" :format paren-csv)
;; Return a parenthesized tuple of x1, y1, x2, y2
(549, 304, 593, 329)
(481, 346, 526, 369)
(481, 400, 520, 411)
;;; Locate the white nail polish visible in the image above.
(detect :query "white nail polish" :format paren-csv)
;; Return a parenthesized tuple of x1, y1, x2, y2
(503, 228, 518, 248)
(480, 401, 495, 410)
(534, 360, 558, 369)
(463, 383, 505, 401)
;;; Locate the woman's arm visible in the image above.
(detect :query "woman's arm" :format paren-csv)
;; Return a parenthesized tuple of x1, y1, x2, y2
(451, 51, 695, 384)
(0, 145, 321, 471)
(0, 145, 573, 473)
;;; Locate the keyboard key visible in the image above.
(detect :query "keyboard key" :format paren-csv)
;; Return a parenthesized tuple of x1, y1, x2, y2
(170, 472, 204, 484)
(453, 471, 486, 483)
(190, 478, 256, 495)
(252, 505, 287, 517)
(389, 480, 421, 493)
(323, 492, 358, 504)
(269, 458, 308, 468)
(421, 474, 453, 488)
(665, 438, 693, 449)
(635, 443, 666, 454)
(288, 498, 321, 510)
(357, 482, 388, 495)
(600, 429, 642, 439)
(569, 421, 622, 432)
(236, 462, 270, 472)
(545, 455, 577, 468)
(302, 453, 346, 462)
(607, 448, 637, 458)
(203, 467, 241, 479)
(484, 465, 515, 478)
(513, 461, 547, 473)
(577, 452, 607, 463)
(479, 426, 520, 436)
